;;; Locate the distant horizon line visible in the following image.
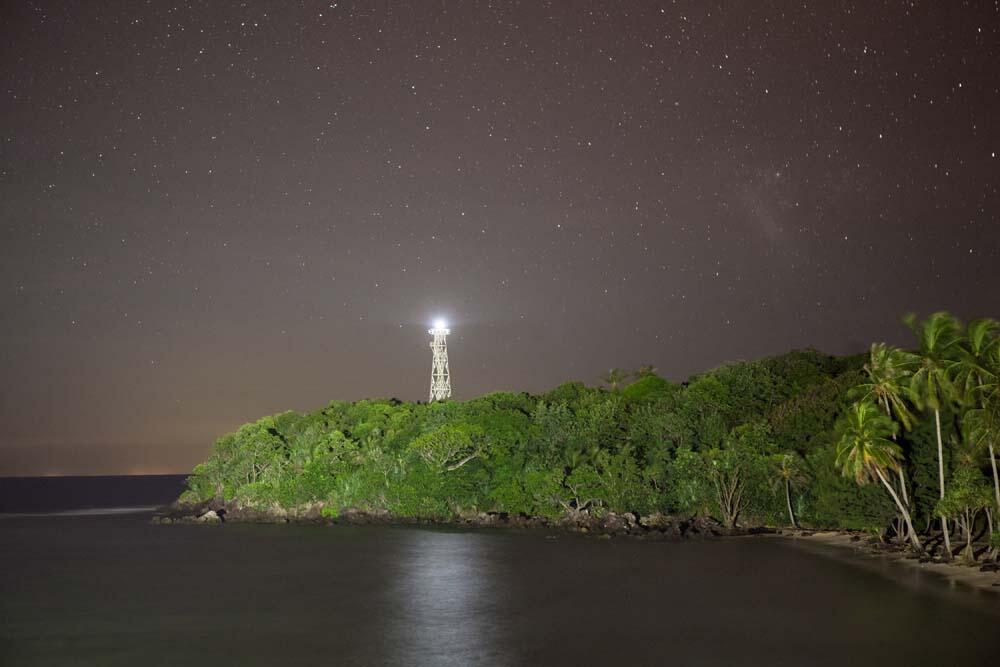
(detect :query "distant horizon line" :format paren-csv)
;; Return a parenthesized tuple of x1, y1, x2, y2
(0, 472, 191, 480)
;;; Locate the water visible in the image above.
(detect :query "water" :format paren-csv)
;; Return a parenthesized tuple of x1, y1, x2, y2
(0, 475, 187, 514)
(1, 514, 997, 666)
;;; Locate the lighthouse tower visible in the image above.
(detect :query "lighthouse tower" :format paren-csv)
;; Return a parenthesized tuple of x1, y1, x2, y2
(428, 319, 451, 401)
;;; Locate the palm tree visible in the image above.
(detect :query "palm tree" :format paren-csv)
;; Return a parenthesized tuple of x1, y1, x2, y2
(602, 368, 629, 391)
(855, 342, 919, 430)
(965, 395, 1000, 515)
(956, 318, 1000, 516)
(771, 453, 806, 528)
(633, 364, 658, 379)
(905, 311, 962, 558)
(834, 402, 922, 553)
(852, 343, 918, 536)
(954, 318, 999, 399)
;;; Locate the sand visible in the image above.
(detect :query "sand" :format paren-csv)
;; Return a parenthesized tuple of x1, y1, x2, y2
(778, 529, 1000, 596)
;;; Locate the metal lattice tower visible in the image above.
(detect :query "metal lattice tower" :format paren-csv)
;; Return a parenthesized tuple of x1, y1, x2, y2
(428, 320, 451, 401)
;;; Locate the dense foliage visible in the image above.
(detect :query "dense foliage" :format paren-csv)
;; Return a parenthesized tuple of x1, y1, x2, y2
(182, 311, 1000, 555)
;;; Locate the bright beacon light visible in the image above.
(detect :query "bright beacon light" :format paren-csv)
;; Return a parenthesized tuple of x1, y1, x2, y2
(433, 318, 448, 331)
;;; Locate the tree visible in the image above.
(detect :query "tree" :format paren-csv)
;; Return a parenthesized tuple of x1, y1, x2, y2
(771, 453, 807, 528)
(633, 364, 658, 379)
(936, 464, 992, 563)
(964, 396, 1000, 516)
(855, 343, 918, 430)
(905, 311, 962, 558)
(704, 423, 772, 529)
(956, 318, 1000, 516)
(834, 402, 922, 553)
(602, 368, 629, 391)
(408, 423, 485, 473)
(954, 318, 999, 400)
(852, 342, 917, 538)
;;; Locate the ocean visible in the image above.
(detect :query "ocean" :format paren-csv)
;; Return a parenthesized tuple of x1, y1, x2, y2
(1, 477, 998, 665)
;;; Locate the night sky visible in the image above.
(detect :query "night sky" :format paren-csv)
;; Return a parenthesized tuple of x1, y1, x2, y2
(2, 2, 998, 476)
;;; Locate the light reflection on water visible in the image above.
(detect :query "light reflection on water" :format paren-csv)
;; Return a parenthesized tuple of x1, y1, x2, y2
(386, 530, 504, 665)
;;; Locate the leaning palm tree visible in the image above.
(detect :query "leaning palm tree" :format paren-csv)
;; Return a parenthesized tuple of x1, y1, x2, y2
(852, 343, 918, 535)
(905, 311, 962, 558)
(834, 402, 922, 553)
(854, 342, 919, 431)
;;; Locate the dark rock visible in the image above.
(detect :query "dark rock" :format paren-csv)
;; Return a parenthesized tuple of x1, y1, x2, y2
(597, 512, 628, 535)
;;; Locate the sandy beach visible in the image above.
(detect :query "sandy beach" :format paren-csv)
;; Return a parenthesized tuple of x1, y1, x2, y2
(777, 530, 1000, 597)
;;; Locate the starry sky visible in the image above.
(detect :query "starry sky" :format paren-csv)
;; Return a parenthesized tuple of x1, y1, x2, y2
(2, 1, 998, 476)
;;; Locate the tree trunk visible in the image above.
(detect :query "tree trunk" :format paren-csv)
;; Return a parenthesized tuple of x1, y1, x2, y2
(784, 479, 796, 528)
(990, 444, 1000, 515)
(875, 467, 923, 553)
(882, 402, 910, 506)
(896, 469, 910, 541)
(934, 409, 952, 558)
(897, 468, 909, 507)
(883, 401, 909, 540)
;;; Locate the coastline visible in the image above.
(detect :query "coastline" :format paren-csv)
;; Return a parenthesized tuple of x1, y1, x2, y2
(152, 501, 763, 540)
(154, 502, 1000, 598)
(774, 529, 1000, 597)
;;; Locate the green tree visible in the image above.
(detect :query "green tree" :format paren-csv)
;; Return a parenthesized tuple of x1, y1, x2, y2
(956, 318, 1000, 515)
(964, 398, 1000, 516)
(834, 402, 922, 552)
(852, 342, 918, 538)
(954, 318, 999, 399)
(937, 464, 992, 563)
(602, 368, 630, 391)
(633, 364, 658, 379)
(771, 453, 807, 527)
(409, 423, 486, 473)
(905, 311, 962, 557)
(704, 423, 772, 529)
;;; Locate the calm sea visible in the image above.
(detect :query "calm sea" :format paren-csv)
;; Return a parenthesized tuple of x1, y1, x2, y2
(0, 474, 187, 514)
(1, 509, 998, 666)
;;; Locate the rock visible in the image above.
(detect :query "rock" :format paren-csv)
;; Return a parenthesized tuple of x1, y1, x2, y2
(457, 508, 479, 522)
(978, 563, 1000, 572)
(639, 512, 671, 529)
(681, 515, 724, 538)
(598, 512, 628, 534)
(198, 510, 222, 523)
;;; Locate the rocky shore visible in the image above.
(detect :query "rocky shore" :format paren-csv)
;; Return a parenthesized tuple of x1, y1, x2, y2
(152, 500, 768, 540)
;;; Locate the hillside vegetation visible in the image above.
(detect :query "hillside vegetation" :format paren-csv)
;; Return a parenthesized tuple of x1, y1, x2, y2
(180, 312, 1000, 558)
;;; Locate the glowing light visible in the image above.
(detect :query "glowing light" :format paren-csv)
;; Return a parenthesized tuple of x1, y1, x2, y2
(433, 318, 447, 330)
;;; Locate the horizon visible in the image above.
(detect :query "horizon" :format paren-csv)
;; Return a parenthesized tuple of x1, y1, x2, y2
(3, 341, 871, 477)
(0, 336, 961, 477)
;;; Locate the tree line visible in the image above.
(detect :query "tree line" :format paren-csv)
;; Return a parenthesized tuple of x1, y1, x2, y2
(181, 311, 999, 560)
